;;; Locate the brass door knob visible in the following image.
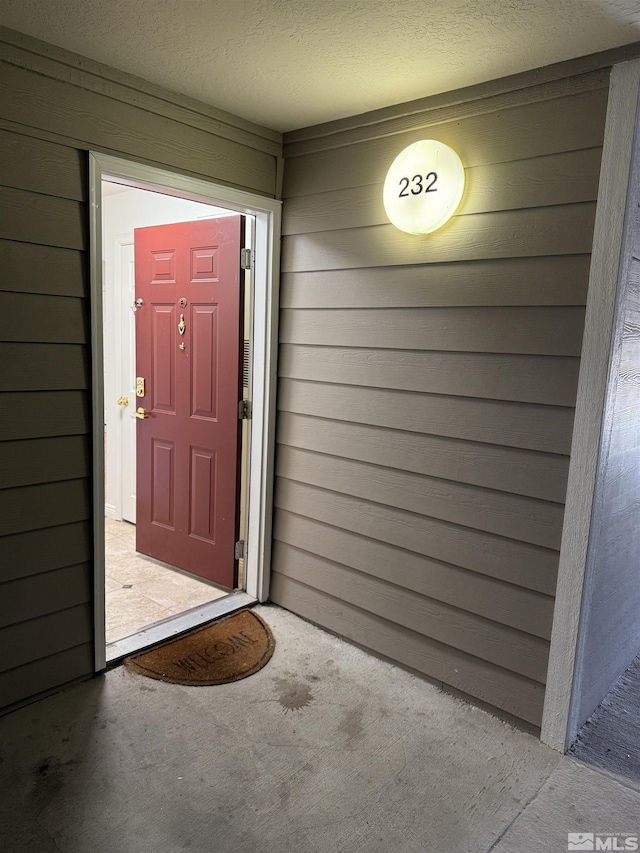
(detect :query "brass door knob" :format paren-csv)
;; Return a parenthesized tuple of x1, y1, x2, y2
(135, 407, 149, 419)
(117, 396, 129, 406)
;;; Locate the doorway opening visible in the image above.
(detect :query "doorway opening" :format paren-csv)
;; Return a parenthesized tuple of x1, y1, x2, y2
(89, 154, 282, 671)
(102, 182, 251, 656)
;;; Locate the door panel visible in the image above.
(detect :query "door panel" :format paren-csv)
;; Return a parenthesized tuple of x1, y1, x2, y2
(135, 216, 243, 587)
(151, 305, 176, 412)
(189, 447, 217, 541)
(151, 439, 175, 529)
(191, 304, 218, 419)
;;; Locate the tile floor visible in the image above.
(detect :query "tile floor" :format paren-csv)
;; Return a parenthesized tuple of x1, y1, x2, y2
(105, 517, 228, 643)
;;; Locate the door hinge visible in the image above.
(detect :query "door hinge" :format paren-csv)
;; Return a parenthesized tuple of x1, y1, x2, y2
(234, 540, 245, 561)
(240, 248, 254, 270)
(238, 399, 252, 420)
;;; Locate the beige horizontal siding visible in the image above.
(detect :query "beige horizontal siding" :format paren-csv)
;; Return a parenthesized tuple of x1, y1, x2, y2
(277, 412, 570, 503)
(0, 604, 93, 673)
(279, 345, 579, 406)
(280, 307, 586, 356)
(0, 293, 88, 344)
(282, 148, 603, 235)
(0, 26, 281, 155)
(279, 379, 575, 454)
(0, 60, 276, 195)
(275, 478, 559, 595)
(274, 510, 555, 638)
(0, 479, 91, 537)
(282, 204, 596, 272)
(284, 68, 609, 154)
(277, 445, 564, 549)
(0, 127, 86, 200)
(0, 343, 89, 391)
(274, 541, 550, 682)
(0, 125, 91, 675)
(0, 436, 90, 489)
(0, 239, 86, 297)
(283, 86, 607, 195)
(280, 255, 592, 309)
(0, 391, 89, 440)
(0, 128, 97, 712)
(0, 643, 93, 712)
(0, 125, 98, 718)
(0, 564, 91, 628)
(273, 65, 606, 728)
(0, 185, 86, 250)
(0, 522, 92, 583)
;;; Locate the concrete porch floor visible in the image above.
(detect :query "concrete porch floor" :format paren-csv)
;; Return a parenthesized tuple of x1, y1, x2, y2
(1, 605, 639, 853)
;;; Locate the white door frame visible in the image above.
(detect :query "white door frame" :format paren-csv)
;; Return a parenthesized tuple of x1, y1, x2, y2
(89, 152, 282, 672)
(114, 236, 137, 524)
(104, 234, 135, 523)
(541, 58, 640, 751)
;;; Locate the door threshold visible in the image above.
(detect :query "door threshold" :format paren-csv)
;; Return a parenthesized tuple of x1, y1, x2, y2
(105, 590, 257, 664)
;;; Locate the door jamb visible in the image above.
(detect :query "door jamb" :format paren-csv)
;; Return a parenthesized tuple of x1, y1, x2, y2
(104, 233, 134, 522)
(89, 152, 282, 672)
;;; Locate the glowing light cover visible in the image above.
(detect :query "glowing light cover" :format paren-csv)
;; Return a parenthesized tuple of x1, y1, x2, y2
(383, 140, 465, 235)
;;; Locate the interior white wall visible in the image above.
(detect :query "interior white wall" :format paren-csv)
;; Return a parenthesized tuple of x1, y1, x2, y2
(570, 105, 640, 732)
(102, 184, 231, 517)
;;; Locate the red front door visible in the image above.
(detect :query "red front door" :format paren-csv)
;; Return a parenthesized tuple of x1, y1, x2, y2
(134, 216, 244, 588)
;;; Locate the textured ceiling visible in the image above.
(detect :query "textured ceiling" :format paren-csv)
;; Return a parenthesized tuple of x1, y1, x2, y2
(1, 1, 640, 131)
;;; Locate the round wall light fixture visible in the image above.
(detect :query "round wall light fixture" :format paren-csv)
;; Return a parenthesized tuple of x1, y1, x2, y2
(383, 140, 465, 235)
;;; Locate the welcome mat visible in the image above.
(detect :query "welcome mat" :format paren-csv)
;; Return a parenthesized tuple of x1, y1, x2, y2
(125, 609, 275, 686)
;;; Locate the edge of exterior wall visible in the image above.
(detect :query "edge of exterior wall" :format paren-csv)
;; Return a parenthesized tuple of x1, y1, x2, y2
(541, 57, 640, 752)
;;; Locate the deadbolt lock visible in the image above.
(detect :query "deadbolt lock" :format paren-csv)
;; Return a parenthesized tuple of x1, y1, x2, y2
(136, 377, 145, 397)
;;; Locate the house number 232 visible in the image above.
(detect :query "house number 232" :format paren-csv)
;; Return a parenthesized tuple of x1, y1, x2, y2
(398, 172, 438, 197)
(383, 140, 464, 234)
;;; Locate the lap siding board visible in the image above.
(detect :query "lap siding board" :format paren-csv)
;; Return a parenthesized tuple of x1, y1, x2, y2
(272, 66, 608, 728)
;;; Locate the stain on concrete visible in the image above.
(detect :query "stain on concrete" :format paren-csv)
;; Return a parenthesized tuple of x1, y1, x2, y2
(273, 677, 314, 713)
(29, 757, 75, 810)
(338, 707, 365, 741)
